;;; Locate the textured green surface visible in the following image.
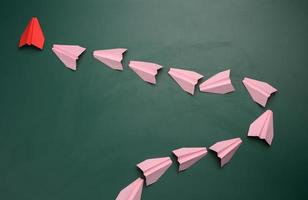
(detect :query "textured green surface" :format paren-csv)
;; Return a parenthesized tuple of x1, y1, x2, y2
(0, 0, 308, 199)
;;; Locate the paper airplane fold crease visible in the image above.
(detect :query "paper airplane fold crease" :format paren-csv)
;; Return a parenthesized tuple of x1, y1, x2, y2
(93, 48, 127, 70)
(19, 17, 45, 49)
(210, 138, 242, 167)
(199, 69, 234, 94)
(115, 178, 144, 200)
(248, 110, 274, 145)
(173, 147, 207, 171)
(137, 157, 172, 186)
(129, 61, 163, 84)
(52, 44, 86, 70)
(168, 67, 203, 95)
(242, 77, 277, 107)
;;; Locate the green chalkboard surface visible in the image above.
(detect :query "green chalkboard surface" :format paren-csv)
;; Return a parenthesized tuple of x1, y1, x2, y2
(0, 0, 308, 199)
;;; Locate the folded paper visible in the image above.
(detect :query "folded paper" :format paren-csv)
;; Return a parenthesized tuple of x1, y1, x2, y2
(19, 17, 45, 50)
(242, 77, 277, 107)
(248, 110, 274, 145)
(137, 157, 172, 186)
(93, 48, 127, 70)
(129, 61, 163, 84)
(52, 45, 86, 70)
(172, 147, 207, 171)
(168, 68, 203, 95)
(115, 178, 144, 200)
(210, 138, 242, 167)
(199, 69, 235, 94)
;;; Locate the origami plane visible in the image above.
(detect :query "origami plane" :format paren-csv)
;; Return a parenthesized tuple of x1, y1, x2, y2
(242, 77, 277, 107)
(115, 178, 144, 200)
(52, 45, 86, 70)
(93, 48, 127, 70)
(129, 61, 163, 84)
(168, 68, 203, 95)
(19, 17, 45, 50)
(172, 147, 207, 171)
(137, 157, 172, 186)
(199, 69, 235, 94)
(210, 138, 242, 167)
(248, 110, 274, 145)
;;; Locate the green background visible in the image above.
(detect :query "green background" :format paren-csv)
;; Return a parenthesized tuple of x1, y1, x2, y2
(0, 0, 307, 199)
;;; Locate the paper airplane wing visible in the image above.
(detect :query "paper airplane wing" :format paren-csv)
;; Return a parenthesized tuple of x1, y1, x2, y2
(115, 178, 144, 200)
(243, 77, 277, 107)
(199, 69, 235, 94)
(52, 45, 86, 70)
(210, 138, 242, 167)
(19, 19, 33, 48)
(52, 48, 77, 70)
(19, 17, 45, 49)
(168, 67, 203, 95)
(172, 147, 207, 171)
(129, 61, 163, 84)
(53, 45, 86, 58)
(137, 157, 172, 186)
(248, 110, 274, 145)
(93, 48, 127, 70)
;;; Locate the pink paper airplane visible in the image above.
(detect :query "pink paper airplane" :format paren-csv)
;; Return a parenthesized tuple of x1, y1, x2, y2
(129, 61, 163, 84)
(168, 67, 203, 95)
(248, 110, 274, 145)
(137, 157, 172, 186)
(52, 44, 86, 70)
(172, 147, 207, 171)
(199, 69, 235, 94)
(242, 77, 277, 107)
(115, 178, 144, 200)
(210, 138, 242, 167)
(93, 48, 127, 70)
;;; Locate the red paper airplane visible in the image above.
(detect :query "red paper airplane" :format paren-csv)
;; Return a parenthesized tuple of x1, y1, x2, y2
(19, 17, 45, 50)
